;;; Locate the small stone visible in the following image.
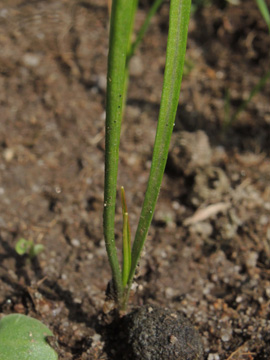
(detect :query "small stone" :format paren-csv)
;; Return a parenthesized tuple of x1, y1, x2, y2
(236, 296, 243, 303)
(71, 238, 80, 247)
(207, 354, 220, 360)
(245, 251, 258, 268)
(3, 148, 14, 162)
(92, 333, 101, 344)
(22, 53, 41, 67)
(103, 299, 116, 314)
(265, 287, 270, 298)
(169, 335, 178, 344)
(165, 287, 175, 299)
(220, 328, 231, 342)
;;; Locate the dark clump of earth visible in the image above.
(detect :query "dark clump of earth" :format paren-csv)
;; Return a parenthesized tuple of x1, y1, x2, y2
(105, 305, 203, 360)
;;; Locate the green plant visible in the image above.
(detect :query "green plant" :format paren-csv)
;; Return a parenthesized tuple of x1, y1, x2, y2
(104, 0, 191, 311)
(0, 2, 190, 358)
(15, 238, 44, 259)
(191, 0, 211, 13)
(223, 70, 270, 128)
(223, 0, 270, 128)
(0, 314, 58, 360)
(127, 0, 163, 62)
(256, 0, 270, 33)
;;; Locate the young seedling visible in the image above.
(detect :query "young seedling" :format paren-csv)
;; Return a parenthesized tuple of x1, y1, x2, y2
(0, 2, 191, 359)
(223, 0, 270, 129)
(15, 238, 44, 260)
(121, 186, 131, 288)
(0, 314, 58, 360)
(256, 0, 270, 33)
(104, 0, 191, 311)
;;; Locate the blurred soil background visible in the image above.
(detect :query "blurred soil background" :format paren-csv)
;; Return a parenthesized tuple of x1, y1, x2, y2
(0, 0, 270, 359)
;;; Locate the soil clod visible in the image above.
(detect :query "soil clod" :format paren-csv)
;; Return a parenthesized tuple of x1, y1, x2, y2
(122, 305, 203, 360)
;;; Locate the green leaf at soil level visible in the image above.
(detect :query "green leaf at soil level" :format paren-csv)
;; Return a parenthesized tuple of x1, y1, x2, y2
(0, 314, 58, 360)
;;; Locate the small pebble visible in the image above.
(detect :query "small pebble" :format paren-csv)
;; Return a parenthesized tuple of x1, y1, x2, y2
(245, 251, 258, 268)
(221, 328, 231, 342)
(207, 354, 220, 360)
(92, 333, 101, 344)
(71, 238, 80, 247)
(22, 53, 41, 67)
(265, 287, 270, 298)
(3, 148, 14, 162)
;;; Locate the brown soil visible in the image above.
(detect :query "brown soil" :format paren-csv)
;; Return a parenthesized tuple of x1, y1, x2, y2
(0, 0, 270, 359)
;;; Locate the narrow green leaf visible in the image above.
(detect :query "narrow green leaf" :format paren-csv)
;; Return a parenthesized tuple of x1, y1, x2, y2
(125, 0, 191, 303)
(256, 0, 270, 32)
(128, 0, 164, 61)
(120, 186, 128, 214)
(231, 70, 270, 124)
(126, 213, 132, 271)
(104, 0, 137, 301)
(121, 187, 132, 282)
(122, 212, 130, 287)
(122, 0, 139, 112)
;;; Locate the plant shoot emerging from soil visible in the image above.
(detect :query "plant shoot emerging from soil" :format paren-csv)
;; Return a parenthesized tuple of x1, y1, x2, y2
(223, 0, 270, 128)
(104, 0, 191, 311)
(15, 238, 44, 260)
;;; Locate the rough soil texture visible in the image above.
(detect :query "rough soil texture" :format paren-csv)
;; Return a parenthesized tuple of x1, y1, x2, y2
(121, 304, 203, 360)
(0, 0, 270, 359)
